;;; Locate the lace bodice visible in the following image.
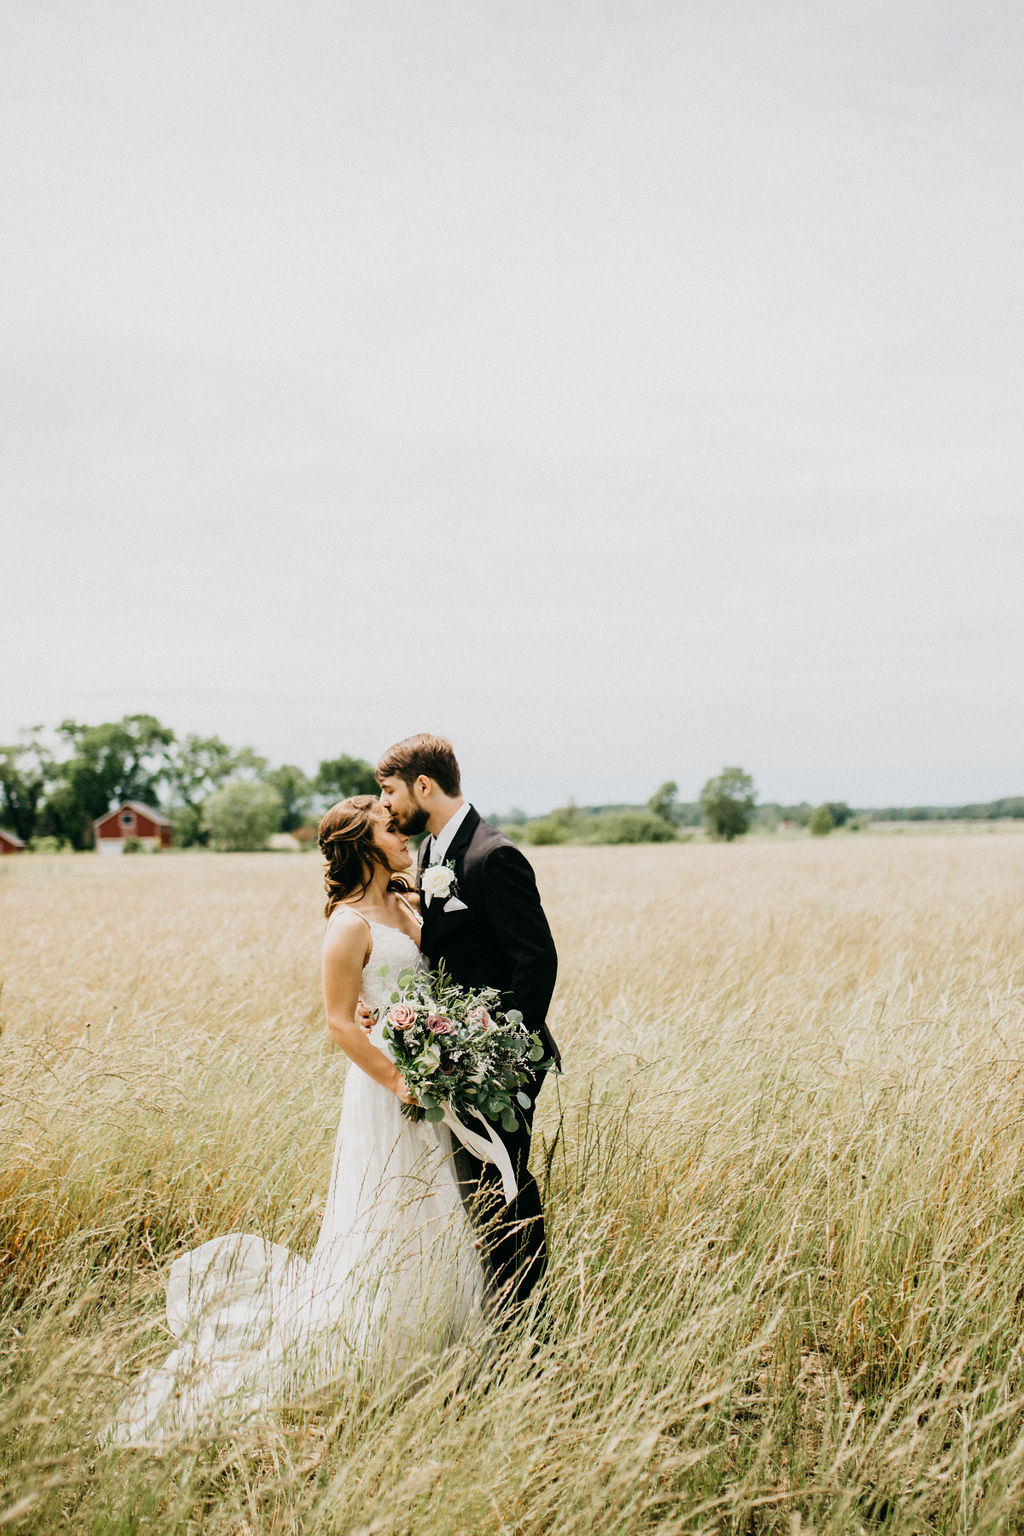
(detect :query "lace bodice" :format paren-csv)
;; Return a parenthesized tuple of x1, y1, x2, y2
(360, 921, 424, 1016)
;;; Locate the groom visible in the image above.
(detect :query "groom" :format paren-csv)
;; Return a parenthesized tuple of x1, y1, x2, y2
(377, 733, 559, 1318)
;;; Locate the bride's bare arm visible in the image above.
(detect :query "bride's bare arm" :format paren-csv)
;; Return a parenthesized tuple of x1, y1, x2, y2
(322, 916, 416, 1102)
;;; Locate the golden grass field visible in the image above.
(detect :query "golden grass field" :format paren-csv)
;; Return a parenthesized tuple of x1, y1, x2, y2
(3, 834, 1024, 1534)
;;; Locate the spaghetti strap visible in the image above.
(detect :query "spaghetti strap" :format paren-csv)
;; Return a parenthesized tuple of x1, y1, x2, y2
(396, 893, 423, 928)
(326, 904, 373, 958)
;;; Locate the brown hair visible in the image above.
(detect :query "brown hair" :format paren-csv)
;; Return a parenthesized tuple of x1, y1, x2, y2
(375, 733, 462, 798)
(318, 796, 410, 917)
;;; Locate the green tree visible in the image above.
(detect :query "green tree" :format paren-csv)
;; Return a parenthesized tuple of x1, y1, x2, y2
(647, 781, 679, 826)
(315, 755, 378, 803)
(266, 764, 313, 832)
(821, 801, 852, 828)
(167, 733, 263, 846)
(0, 731, 54, 842)
(700, 767, 756, 842)
(203, 781, 283, 852)
(809, 804, 836, 836)
(169, 734, 242, 806)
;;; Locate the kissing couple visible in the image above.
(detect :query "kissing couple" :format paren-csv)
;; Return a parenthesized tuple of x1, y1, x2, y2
(109, 734, 559, 1445)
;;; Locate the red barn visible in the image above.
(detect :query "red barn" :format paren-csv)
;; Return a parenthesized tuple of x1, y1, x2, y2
(94, 801, 173, 854)
(0, 829, 26, 854)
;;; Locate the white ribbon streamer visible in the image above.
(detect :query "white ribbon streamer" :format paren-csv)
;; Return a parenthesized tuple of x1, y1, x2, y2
(441, 1106, 519, 1205)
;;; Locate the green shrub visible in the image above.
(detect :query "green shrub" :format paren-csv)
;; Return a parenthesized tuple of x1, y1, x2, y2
(809, 804, 836, 836)
(579, 810, 678, 845)
(28, 835, 65, 853)
(526, 818, 568, 846)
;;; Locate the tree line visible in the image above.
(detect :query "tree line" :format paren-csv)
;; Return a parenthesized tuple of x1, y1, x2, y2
(4, 717, 1021, 851)
(0, 715, 379, 850)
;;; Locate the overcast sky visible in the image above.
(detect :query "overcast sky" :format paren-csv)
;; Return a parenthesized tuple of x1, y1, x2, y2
(2, 1, 1022, 812)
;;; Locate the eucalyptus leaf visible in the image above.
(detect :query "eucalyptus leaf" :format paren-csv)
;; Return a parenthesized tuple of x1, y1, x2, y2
(501, 1110, 517, 1133)
(505, 1009, 523, 1025)
(529, 1039, 544, 1062)
(425, 1106, 445, 1123)
(516, 1091, 532, 1109)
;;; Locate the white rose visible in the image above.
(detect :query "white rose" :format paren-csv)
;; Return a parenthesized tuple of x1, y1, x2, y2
(421, 864, 455, 899)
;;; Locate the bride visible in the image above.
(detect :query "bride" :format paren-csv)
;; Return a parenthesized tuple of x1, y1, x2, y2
(109, 797, 483, 1445)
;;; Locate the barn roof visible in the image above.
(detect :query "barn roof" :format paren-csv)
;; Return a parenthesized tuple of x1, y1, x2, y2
(95, 801, 174, 829)
(0, 828, 26, 847)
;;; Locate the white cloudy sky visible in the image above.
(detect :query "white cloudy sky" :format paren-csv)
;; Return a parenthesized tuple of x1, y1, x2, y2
(2, 1, 1022, 812)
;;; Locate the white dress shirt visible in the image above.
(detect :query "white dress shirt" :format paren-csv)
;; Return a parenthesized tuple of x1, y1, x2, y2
(422, 801, 472, 903)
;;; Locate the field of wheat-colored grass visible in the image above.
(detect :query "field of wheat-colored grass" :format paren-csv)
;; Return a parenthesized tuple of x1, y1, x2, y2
(3, 835, 1024, 1534)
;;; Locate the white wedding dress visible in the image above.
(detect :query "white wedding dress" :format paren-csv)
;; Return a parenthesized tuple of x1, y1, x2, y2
(109, 920, 483, 1445)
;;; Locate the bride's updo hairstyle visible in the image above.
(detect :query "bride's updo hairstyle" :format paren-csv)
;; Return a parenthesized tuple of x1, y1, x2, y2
(318, 796, 411, 917)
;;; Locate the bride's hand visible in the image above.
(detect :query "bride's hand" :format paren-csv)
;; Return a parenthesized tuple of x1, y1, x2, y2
(356, 999, 374, 1033)
(395, 1076, 419, 1107)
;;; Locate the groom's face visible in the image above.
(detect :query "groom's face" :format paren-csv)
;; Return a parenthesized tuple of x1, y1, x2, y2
(378, 774, 430, 836)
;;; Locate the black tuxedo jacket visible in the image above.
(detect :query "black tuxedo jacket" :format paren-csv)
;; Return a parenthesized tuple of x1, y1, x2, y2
(418, 809, 559, 1067)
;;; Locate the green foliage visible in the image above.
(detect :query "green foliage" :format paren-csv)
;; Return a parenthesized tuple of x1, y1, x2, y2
(167, 733, 262, 810)
(700, 766, 756, 842)
(0, 730, 53, 842)
(315, 754, 378, 802)
(821, 801, 852, 827)
(647, 780, 679, 825)
(27, 834, 64, 853)
(579, 809, 678, 844)
(203, 781, 283, 852)
(171, 803, 204, 848)
(809, 804, 836, 836)
(40, 715, 175, 849)
(265, 764, 313, 832)
(526, 817, 568, 845)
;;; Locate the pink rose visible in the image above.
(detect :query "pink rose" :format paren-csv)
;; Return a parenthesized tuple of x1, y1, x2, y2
(427, 1015, 455, 1035)
(468, 1007, 493, 1033)
(388, 1004, 417, 1030)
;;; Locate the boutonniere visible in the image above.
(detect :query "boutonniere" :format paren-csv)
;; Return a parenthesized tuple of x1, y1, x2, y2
(421, 859, 458, 901)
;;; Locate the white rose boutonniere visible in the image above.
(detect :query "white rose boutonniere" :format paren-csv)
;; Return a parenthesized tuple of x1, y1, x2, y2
(421, 861, 457, 900)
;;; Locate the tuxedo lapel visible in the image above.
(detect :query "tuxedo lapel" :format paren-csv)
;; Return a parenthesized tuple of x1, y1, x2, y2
(419, 808, 479, 949)
(416, 835, 434, 939)
(442, 806, 480, 878)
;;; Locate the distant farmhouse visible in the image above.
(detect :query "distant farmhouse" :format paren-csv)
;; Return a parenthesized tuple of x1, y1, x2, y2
(94, 802, 173, 854)
(0, 829, 26, 854)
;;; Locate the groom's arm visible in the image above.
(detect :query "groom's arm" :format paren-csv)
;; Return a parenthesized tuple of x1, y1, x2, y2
(480, 844, 557, 1033)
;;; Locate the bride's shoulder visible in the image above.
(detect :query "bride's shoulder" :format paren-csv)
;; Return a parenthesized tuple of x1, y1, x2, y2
(323, 904, 373, 959)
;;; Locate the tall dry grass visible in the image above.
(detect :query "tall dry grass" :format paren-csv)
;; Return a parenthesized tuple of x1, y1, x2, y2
(3, 836, 1024, 1533)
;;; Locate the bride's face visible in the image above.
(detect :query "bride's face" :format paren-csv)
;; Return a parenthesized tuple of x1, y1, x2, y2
(371, 809, 412, 874)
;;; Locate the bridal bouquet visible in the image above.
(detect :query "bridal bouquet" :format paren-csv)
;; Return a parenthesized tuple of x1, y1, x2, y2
(378, 966, 550, 1134)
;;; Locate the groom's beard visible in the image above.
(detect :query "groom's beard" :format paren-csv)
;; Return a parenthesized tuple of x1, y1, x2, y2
(395, 806, 429, 836)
